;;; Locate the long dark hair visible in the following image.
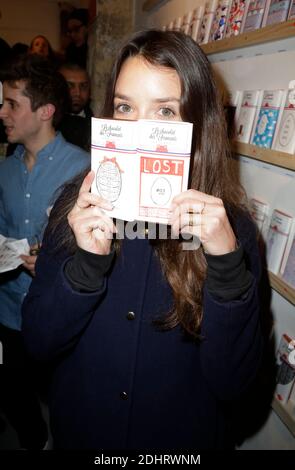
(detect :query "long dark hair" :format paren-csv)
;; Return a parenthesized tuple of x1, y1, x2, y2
(47, 30, 246, 336)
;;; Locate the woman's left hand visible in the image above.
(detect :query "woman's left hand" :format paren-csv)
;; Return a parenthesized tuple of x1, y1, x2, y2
(169, 189, 237, 255)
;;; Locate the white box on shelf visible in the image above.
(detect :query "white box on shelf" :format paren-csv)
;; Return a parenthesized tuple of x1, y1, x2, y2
(173, 16, 182, 31)
(275, 333, 295, 404)
(250, 89, 284, 149)
(210, 0, 232, 42)
(189, 6, 205, 41)
(181, 11, 193, 35)
(225, 0, 250, 37)
(266, 209, 293, 274)
(272, 88, 295, 154)
(242, 0, 271, 32)
(282, 235, 295, 288)
(262, 0, 291, 26)
(235, 90, 262, 143)
(288, 0, 295, 18)
(249, 198, 269, 236)
(198, 0, 219, 44)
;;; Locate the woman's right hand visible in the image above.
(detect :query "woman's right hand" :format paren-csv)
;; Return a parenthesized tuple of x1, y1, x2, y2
(67, 171, 116, 255)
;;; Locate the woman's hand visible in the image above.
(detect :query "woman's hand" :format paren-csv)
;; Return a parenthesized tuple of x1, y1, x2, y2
(67, 171, 116, 255)
(169, 189, 237, 255)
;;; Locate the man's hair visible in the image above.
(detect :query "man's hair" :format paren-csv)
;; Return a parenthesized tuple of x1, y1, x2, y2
(67, 8, 88, 26)
(2, 54, 70, 127)
(59, 62, 89, 77)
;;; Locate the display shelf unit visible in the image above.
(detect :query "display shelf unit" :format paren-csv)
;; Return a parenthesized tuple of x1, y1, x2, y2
(202, 19, 295, 55)
(233, 142, 295, 171)
(272, 398, 295, 437)
(268, 272, 295, 306)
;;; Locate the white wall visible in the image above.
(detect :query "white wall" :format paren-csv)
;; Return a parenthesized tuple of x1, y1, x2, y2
(0, 0, 89, 51)
(134, 0, 295, 450)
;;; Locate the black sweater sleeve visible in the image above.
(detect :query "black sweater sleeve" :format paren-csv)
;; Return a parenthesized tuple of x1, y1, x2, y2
(64, 247, 115, 292)
(65, 242, 253, 301)
(204, 244, 254, 302)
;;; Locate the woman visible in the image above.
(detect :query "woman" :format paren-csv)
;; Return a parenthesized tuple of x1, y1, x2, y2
(28, 35, 57, 64)
(22, 30, 262, 449)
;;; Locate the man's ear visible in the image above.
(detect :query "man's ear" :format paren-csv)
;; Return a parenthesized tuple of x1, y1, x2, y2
(38, 103, 55, 122)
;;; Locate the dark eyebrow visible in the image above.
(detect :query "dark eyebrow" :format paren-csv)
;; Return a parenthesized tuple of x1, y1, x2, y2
(114, 93, 180, 103)
(5, 98, 17, 105)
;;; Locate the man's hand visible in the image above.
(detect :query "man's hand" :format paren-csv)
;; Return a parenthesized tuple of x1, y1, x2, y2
(20, 250, 38, 277)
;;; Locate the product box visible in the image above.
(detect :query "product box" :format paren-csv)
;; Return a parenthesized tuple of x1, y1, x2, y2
(272, 88, 295, 154)
(181, 11, 194, 34)
(250, 198, 269, 236)
(251, 89, 284, 148)
(189, 6, 205, 40)
(91, 118, 193, 224)
(235, 90, 262, 143)
(225, 0, 250, 37)
(210, 0, 232, 41)
(242, 0, 271, 32)
(275, 333, 295, 404)
(288, 0, 295, 19)
(282, 235, 295, 287)
(262, 0, 291, 26)
(266, 209, 293, 274)
(198, 0, 219, 44)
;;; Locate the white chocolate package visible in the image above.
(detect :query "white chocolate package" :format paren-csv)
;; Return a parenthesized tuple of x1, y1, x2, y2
(91, 118, 193, 224)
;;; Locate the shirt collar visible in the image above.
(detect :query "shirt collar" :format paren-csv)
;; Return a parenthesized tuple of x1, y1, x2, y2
(71, 110, 86, 118)
(13, 132, 65, 162)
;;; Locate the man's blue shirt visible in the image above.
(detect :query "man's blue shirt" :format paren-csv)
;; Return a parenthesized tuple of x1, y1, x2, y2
(0, 132, 90, 330)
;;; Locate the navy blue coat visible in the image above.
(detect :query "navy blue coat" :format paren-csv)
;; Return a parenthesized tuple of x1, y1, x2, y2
(22, 214, 262, 450)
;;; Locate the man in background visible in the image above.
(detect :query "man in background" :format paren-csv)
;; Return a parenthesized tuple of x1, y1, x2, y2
(65, 8, 88, 68)
(0, 54, 90, 449)
(59, 62, 92, 151)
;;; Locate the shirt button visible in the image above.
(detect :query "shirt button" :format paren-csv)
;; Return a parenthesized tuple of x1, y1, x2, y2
(25, 193, 31, 198)
(120, 392, 128, 400)
(24, 219, 29, 224)
(126, 311, 135, 320)
(49, 156, 53, 161)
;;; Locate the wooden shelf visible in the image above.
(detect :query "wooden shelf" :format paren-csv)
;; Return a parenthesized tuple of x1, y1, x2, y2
(142, 0, 167, 12)
(202, 19, 295, 55)
(272, 398, 295, 437)
(233, 142, 295, 171)
(268, 272, 295, 305)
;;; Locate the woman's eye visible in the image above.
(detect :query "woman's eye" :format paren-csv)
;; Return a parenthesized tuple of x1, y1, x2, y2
(115, 103, 132, 114)
(159, 107, 175, 118)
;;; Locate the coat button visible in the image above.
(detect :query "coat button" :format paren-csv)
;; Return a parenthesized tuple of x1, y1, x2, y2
(120, 391, 128, 400)
(126, 311, 135, 320)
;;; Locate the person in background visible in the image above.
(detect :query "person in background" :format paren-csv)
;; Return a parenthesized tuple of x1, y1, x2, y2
(28, 35, 62, 68)
(65, 8, 88, 68)
(58, 63, 92, 150)
(22, 30, 262, 450)
(11, 42, 29, 60)
(0, 38, 12, 157)
(29, 35, 53, 59)
(59, 63, 92, 117)
(0, 54, 90, 449)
